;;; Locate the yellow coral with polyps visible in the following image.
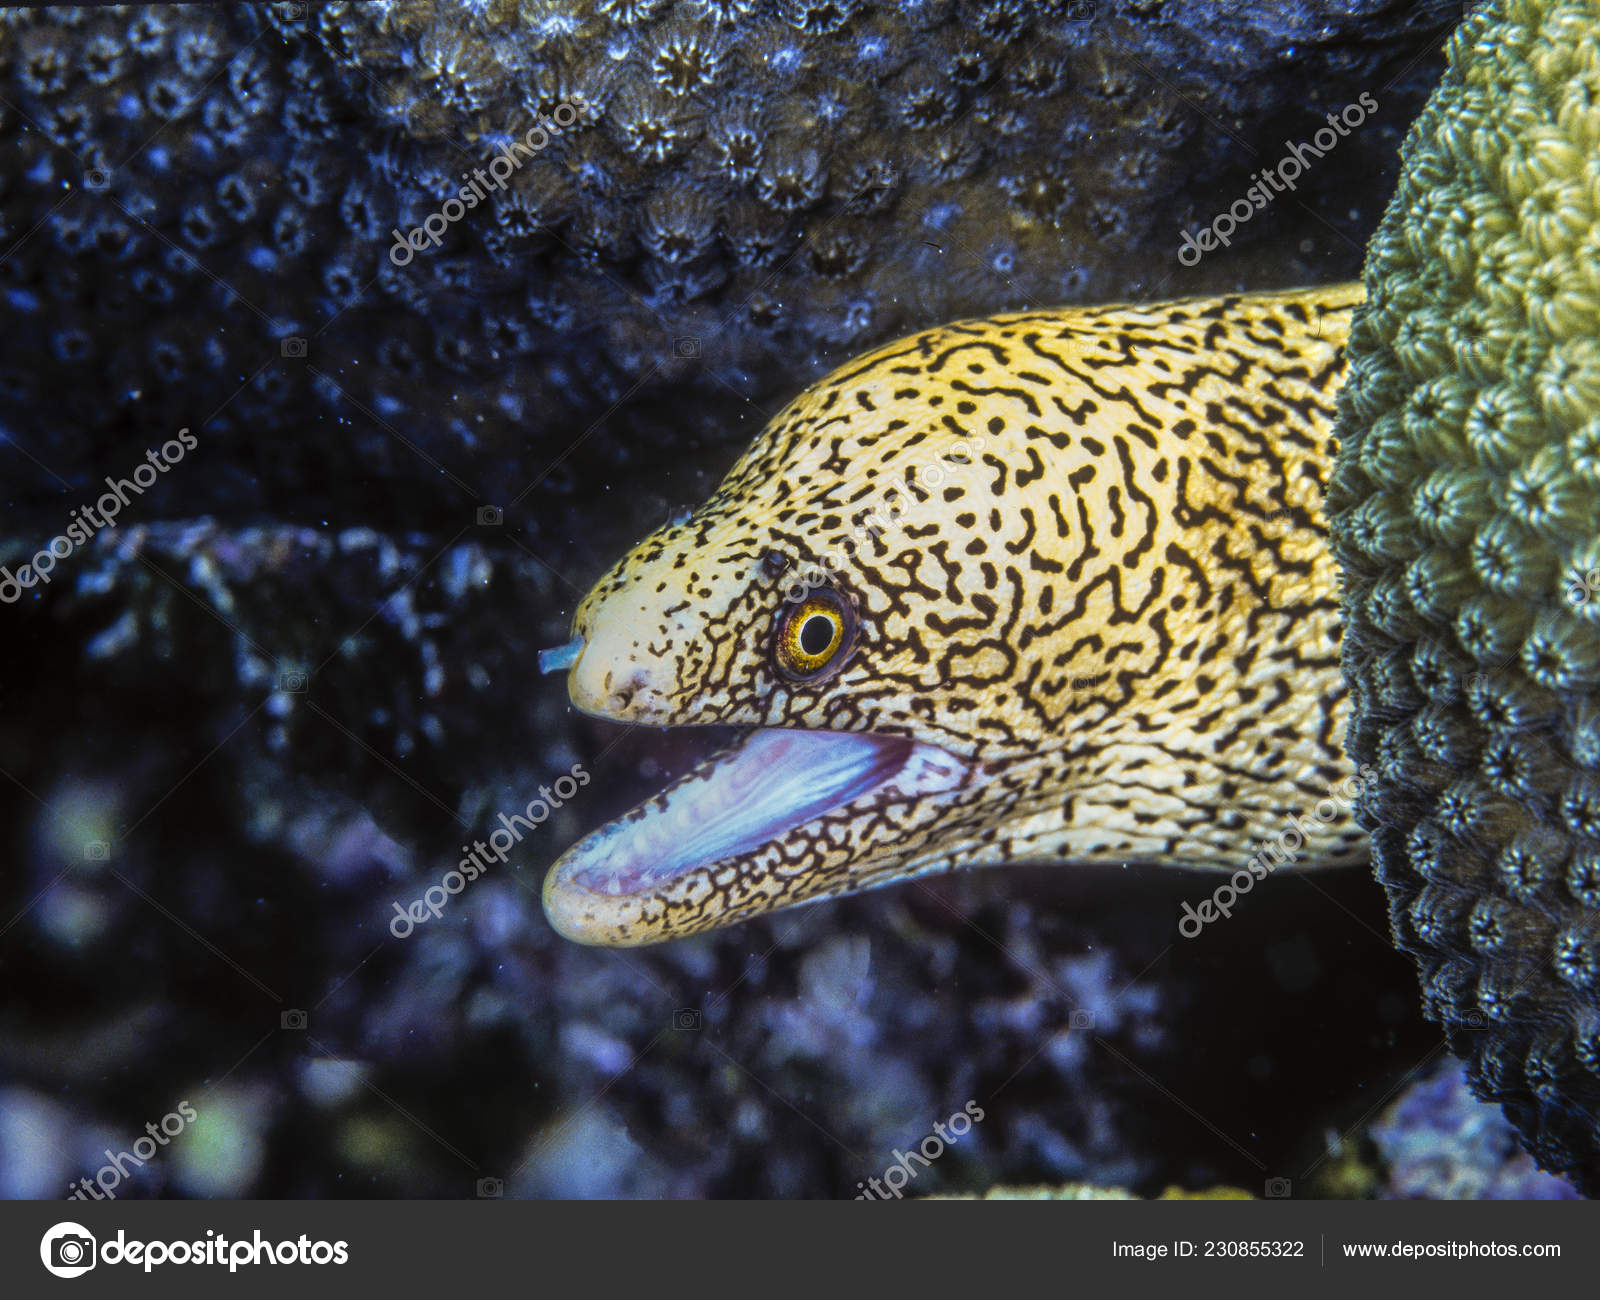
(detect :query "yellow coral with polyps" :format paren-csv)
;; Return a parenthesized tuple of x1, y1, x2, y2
(1331, 0, 1600, 1194)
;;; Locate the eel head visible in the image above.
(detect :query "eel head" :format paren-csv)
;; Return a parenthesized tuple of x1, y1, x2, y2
(541, 291, 1362, 945)
(540, 349, 1068, 945)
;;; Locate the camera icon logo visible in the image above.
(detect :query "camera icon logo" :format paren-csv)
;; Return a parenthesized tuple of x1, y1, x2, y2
(83, 841, 111, 862)
(284, 1, 308, 17)
(1264, 1177, 1292, 1198)
(277, 671, 308, 694)
(1462, 1008, 1489, 1030)
(672, 1008, 702, 1031)
(280, 337, 308, 358)
(41, 1222, 97, 1278)
(476, 506, 503, 526)
(84, 168, 111, 191)
(1069, 1009, 1095, 1031)
(281, 1009, 308, 1030)
(673, 337, 701, 359)
(476, 1177, 504, 1198)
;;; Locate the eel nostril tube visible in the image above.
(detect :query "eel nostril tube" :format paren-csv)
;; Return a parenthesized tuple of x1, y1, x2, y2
(538, 634, 584, 675)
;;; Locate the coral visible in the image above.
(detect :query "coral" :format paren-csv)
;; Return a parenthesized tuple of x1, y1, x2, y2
(1368, 1059, 1581, 1199)
(1330, 0, 1600, 1193)
(0, 1, 1458, 539)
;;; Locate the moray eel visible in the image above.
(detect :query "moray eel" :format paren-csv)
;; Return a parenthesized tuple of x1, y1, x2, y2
(1331, 0, 1600, 1192)
(543, 285, 1367, 947)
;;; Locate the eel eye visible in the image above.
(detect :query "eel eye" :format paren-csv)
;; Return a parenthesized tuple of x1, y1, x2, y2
(775, 589, 854, 681)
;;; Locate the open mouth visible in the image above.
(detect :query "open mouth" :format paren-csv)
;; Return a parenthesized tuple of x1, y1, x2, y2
(542, 727, 973, 944)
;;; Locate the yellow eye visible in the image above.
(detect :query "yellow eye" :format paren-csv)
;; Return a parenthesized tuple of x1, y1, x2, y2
(775, 590, 854, 680)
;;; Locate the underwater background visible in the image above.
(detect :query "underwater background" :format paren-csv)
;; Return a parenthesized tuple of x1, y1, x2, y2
(0, 0, 1580, 1198)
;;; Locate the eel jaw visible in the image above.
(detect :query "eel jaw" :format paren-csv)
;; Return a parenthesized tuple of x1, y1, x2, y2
(542, 728, 974, 947)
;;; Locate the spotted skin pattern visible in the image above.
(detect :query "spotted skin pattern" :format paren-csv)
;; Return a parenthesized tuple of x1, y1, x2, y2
(548, 284, 1371, 946)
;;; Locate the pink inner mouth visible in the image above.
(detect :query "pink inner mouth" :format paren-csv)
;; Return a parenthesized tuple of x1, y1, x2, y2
(559, 729, 970, 897)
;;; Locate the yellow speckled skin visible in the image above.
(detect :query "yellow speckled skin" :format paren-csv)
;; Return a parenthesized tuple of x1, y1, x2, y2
(547, 284, 1367, 946)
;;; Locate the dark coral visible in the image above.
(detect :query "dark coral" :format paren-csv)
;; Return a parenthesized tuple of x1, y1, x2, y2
(0, 0, 1460, 541)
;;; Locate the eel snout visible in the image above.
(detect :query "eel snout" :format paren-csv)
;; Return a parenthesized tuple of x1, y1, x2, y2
(559, 586, 702, 724)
